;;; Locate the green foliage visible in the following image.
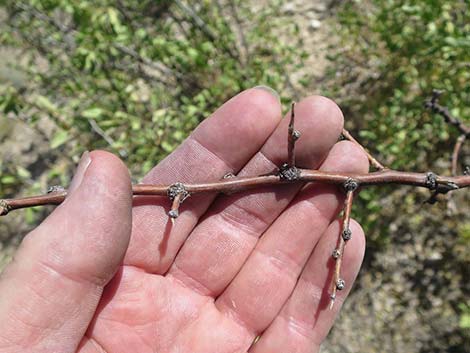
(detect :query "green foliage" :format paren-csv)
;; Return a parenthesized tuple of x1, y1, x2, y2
(326, 2, 469, 349)
(326, 0, 469, 238)
(459, 303, 470, 329)
(0, 0, 304, 199)
(328, 0, 469, 170)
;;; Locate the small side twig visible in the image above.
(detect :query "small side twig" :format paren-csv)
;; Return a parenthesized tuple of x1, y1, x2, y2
(168, 193, 183, 224)
(424, 90, 470, 137)
(342, 128, 386, 171)
(173, 0, 240, 61)
(227, 1, 249, 65)
(452, 134, 466, 177)
(113, 43, 181, 80)
(167, 182, 190, 222)
(424, 90, 469, 211)
(287, 102, 301, 167)
(329, 179, 357, 309)
(88, 119, 128, 158)
(445, 134, 466, 214)
(14, 3, 179, 85)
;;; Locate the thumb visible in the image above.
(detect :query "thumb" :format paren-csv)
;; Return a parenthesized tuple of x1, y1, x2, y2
(0, 151, 132, 353)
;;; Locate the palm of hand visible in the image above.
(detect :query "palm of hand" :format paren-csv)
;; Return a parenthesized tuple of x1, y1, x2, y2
(0, 89, 368, 353)
(83, 268, 252, 352)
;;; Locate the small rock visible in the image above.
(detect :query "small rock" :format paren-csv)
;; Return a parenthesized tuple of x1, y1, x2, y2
(308, 19, 322, 31)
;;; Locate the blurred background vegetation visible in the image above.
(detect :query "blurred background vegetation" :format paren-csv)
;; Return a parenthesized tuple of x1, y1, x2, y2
(0, 0, 468, 352)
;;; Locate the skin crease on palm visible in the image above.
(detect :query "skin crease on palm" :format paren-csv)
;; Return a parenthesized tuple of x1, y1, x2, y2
(0, 87, 369, 353)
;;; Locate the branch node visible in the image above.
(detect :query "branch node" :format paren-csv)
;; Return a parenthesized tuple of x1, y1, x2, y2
(425, 172, 438, 190)
(222, 172, 236, 179)
(278, 163, 301, 181)
(332, 249, 341, 259)
(167, 182, 190, 219)
(167, 182, 190, 202)
(292, 130, 301, 141)
(343, 178, 359, 192)
(465, 166, 470, 175)
(168, 209, 179, 219)
(329, 293, 336, 309)
(342, 228, 352, 241)
(336, 278, 346, 291)
(47, 185, 66, 194)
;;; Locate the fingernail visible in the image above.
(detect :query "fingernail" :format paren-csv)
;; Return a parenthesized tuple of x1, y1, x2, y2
(68, 151, 92, 195)
(253, 85, 280, 100)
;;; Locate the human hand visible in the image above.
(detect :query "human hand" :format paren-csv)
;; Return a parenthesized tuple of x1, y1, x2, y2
(0, 87, 369, 353)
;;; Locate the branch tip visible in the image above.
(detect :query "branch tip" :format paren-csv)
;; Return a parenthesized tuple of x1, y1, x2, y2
(287, 102, 299, 167)
(222, 172, 236, 179)
(47, 185, 66, 194)
(0, 200, 10, 216)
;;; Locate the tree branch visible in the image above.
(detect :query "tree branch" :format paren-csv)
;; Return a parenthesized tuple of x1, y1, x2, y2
(227, 1, 249, 65)
(424, 90, 470, 137)
(113, 43, 181, 80)
(1, 169, 468, 217)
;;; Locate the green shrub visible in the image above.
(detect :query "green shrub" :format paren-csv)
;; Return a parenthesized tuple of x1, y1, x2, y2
(0, 0, 305, 201)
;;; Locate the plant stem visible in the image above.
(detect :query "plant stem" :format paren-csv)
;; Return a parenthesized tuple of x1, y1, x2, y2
(1, 169, 469, 216)
(342, 128, 386, 171)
